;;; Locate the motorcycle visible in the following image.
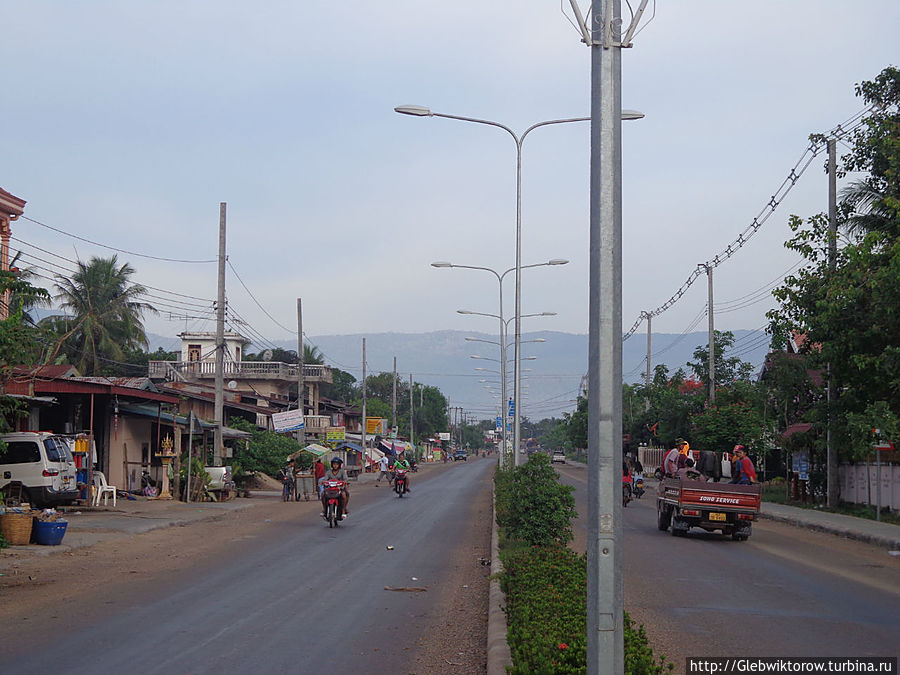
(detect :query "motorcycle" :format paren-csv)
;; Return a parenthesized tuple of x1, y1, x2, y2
(322, 479, 346, 527)
(633, 475, 645, 499)
(394, 468, 409, 498)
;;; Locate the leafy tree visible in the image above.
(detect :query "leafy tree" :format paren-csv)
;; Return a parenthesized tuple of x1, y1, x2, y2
(226, 417, 305, 476)
(322, 368, 356, 403)
(1, 271, 51, 435)
(768, 66, 900, 464)
(47, 255, 155, 375)
(687, 330, 755, 394)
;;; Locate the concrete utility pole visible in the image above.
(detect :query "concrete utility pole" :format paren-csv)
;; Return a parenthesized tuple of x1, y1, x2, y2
(409, 374, 414, 448)
(587, 0, 623, 670)
(213, 202, 226, 466)
(362, 338, 367, 459)
(297, 298, 305, 449)
(703, 264, 715, 404)
(392, 356, 398, 434)
(826, 139, 838, 509)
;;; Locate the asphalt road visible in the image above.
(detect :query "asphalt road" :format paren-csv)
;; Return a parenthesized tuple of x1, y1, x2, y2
(554, 461, 900, 670)
(7, 459, 494, 674)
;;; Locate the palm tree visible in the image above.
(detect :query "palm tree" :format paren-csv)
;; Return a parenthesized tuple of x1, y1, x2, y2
(302, 343, 324, 365)
(49, 255, 156, 375)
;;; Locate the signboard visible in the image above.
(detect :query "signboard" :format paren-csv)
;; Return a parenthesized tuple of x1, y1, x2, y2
(365, 417, 385, 434)
(495, 417, 502, 432)
(508, 399, 515, 417)
(438, 432, 451, 441)
(325, 427, 346, 442)
(272, 409, 305, 433)
(792, 450, 810, 481)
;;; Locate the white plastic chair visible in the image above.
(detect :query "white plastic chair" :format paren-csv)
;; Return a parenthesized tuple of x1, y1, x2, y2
(92, 471, 117, 507)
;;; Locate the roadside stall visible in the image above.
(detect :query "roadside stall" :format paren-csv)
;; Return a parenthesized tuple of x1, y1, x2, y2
(287, 443, 330, 500)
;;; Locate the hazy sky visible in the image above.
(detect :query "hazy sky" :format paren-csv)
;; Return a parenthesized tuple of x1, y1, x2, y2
(4, 2, 898, 364)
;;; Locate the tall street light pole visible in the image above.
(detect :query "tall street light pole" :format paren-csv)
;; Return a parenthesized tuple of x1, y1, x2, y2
(432, 259, 566, 466)
(398, 105, 641, 466)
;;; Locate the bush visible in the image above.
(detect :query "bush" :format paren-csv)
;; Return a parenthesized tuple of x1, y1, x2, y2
(500, 453, 576, 547)
(496, 455, 673, 673)
(500, 545, 672, 674)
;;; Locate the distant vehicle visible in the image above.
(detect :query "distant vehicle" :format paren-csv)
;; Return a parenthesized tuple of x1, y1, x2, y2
(453, 450, 468, 461)
(551, 451, 566, 464)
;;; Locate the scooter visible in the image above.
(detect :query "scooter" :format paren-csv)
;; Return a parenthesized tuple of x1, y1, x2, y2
(394, 468, 409, 498)
(322, 479, 346, 527)
(633, 474, 645, 499)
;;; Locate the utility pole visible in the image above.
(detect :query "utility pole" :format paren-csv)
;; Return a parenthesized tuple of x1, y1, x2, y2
(644, 312, 652, 390)
(826, 139, 838, 509)
(703, 264, 715, 404)
(392, 356, 398, 435)
(296, 298, 305, 449)
(362, 338, 367, 461)
(409, 374, 414, 448)
(213, 202, 226, 467)
(587, 0, 623, 670)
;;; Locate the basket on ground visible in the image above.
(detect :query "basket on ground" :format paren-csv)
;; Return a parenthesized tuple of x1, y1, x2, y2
(0, 512, 34, 545)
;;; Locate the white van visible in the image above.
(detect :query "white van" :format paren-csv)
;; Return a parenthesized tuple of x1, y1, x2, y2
(0, 432, 79, 507)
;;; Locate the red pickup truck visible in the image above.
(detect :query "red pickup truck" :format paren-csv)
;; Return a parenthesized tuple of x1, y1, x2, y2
(656, 478, 761, 541)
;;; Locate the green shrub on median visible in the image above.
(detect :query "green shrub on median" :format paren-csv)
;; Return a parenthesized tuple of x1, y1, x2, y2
(495, 457, 673, 674)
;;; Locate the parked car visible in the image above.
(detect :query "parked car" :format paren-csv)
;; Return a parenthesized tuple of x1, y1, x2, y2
(453, 450, 468, 461)
(551, 450, 566, 464)
(0, 431, 79, 507)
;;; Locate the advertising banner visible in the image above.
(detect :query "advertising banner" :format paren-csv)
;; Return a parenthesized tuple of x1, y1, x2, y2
(272, 409, 305, 433)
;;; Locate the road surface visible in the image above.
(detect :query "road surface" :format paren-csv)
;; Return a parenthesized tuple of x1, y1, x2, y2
(555, 461, 900, 670)
(5, 459, 494, 674)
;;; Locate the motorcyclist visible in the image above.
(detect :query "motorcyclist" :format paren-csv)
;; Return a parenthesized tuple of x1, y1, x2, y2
(393, 451, 411, 492)
(319, 456, 350, 518)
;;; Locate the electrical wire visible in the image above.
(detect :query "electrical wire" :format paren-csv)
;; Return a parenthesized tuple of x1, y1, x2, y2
(20, 215, 218, 264)
(623, 106, 873, 341)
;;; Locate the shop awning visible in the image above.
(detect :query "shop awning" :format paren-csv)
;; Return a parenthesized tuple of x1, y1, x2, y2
(335, 441, 363, 453)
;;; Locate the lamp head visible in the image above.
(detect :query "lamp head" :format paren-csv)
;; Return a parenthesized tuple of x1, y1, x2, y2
(457, 309, 474, 315)
(395, 105, 433, 117)
(622, 109, 645, 120)
(431, 261, 452, 268)
(548, 258, 569, 265)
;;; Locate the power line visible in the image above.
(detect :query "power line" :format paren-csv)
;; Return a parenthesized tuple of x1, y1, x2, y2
(20, 215, 218, 264)
(623, 105, 873, 341)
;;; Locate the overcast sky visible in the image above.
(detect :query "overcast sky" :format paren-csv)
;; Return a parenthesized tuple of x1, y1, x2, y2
(4, 2, 898, 360)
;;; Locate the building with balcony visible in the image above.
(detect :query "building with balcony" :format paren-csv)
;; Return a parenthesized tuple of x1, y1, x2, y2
(148, 332, 334, 436)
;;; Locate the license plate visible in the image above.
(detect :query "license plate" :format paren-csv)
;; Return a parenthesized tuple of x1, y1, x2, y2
(708, 512, 727, 522)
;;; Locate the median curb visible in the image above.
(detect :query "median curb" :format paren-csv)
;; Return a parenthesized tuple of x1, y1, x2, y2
(486, 485, 511, 675)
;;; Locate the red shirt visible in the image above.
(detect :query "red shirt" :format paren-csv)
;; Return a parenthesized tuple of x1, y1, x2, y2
(313, 462, 326, 481)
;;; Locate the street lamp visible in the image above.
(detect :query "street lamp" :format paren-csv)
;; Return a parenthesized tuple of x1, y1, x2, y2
(400, 104, 642, 464)
(436, 259, 567, 465)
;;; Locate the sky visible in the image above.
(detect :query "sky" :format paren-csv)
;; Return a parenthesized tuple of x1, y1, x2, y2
(4, 2, 898, 395)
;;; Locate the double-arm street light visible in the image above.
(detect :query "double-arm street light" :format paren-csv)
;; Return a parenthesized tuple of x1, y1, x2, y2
(401, 104, 642, 462)
(433, 259, 565, 464)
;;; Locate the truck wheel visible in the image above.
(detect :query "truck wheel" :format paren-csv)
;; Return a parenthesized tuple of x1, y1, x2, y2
(670, 517, 686, 536)
(657, 505, 671, 531)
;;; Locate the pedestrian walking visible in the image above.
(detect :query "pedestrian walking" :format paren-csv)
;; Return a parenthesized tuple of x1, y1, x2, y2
(376, 453, 390, 485)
